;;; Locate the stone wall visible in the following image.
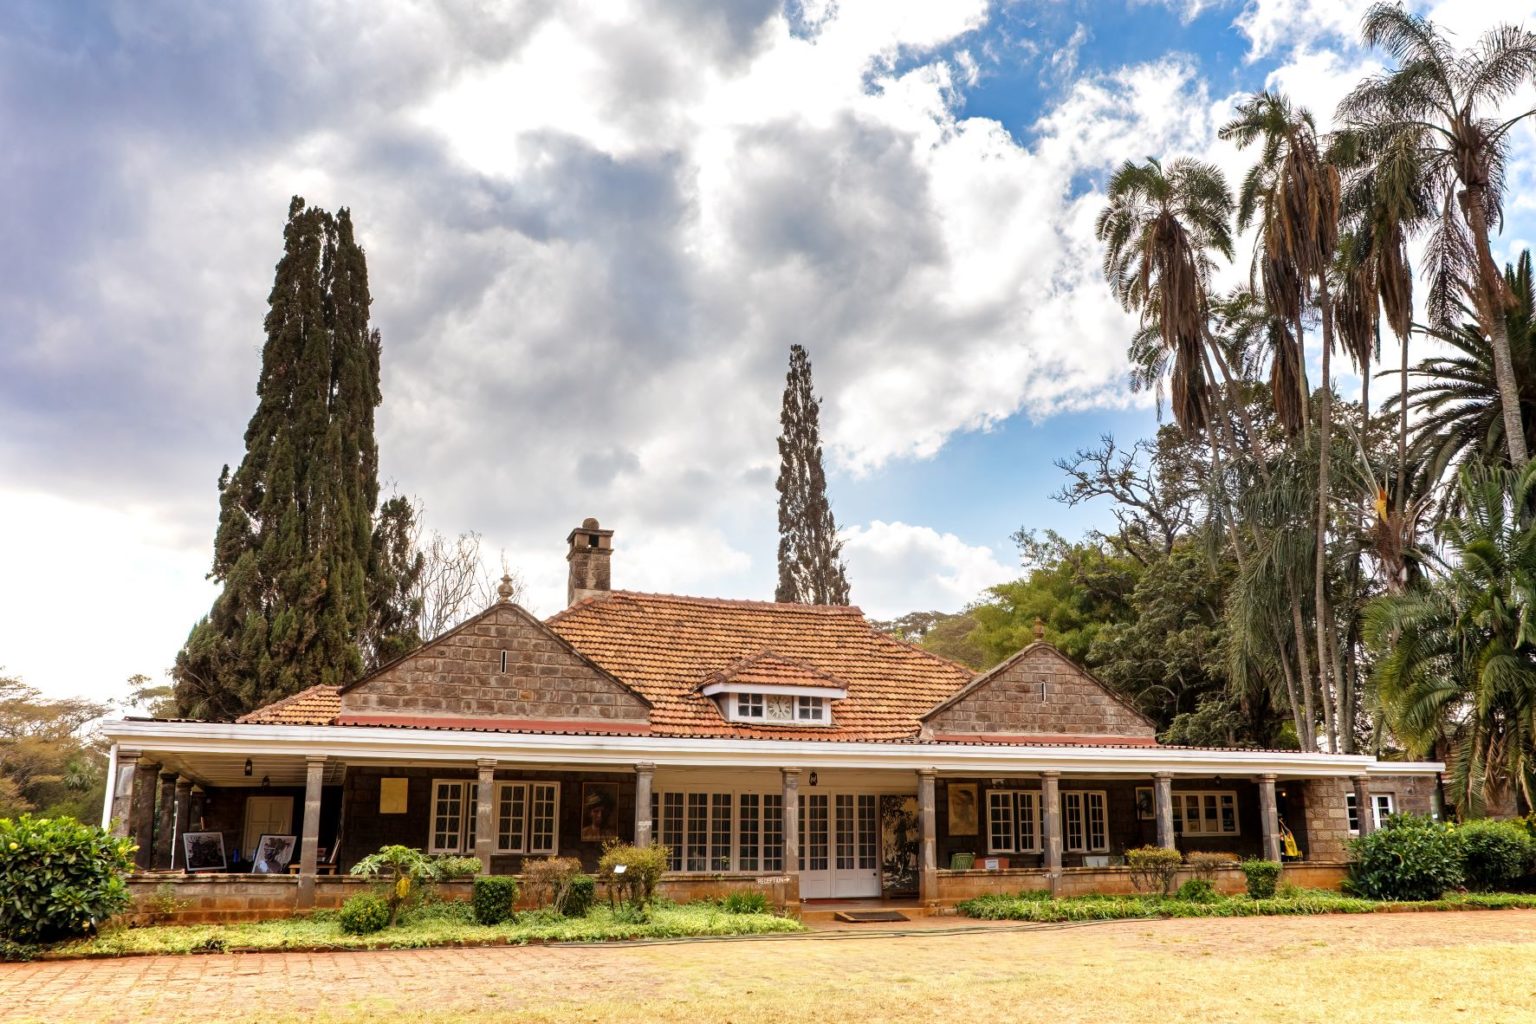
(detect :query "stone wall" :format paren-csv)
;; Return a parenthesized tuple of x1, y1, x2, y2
(1300, 774, 1440, 862)
(933, 861, 1349, 907)
(925, 645, 1155, 738)
(341, 603, 649, 722)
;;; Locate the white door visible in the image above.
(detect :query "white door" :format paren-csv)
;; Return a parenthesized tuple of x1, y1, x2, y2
(799, 792, 881, 899)
(242, 795, 294, 860)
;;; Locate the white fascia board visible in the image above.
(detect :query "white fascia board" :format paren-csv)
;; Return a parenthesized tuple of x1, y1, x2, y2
(1364, 761, 1444, 777)
(102, 719, 1445, 779)
(698, 682, 846, 699)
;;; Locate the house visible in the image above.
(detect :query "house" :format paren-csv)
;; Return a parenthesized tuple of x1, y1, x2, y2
(101, 518, 1442, 918)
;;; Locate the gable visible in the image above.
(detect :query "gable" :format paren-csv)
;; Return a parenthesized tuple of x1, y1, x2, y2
(922, 644, 1156, 740)
(340, 603, 650, 724)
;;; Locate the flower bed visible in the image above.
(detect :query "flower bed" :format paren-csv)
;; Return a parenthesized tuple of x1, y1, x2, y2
(957, 889, 1536, 923)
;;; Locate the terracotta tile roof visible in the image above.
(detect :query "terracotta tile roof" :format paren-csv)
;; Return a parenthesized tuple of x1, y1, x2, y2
(237, 684, 341, 725)
(698, 650, 849, 692)
(545, 592, 973, 740)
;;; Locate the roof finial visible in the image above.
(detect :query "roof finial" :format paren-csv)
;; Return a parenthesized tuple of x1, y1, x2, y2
(497, 574, 514, 603)
(1033, 617, 1045, 642)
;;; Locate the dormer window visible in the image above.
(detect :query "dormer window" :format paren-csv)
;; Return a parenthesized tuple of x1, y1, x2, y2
(698, 651, 847, 728)
(737, 693, 765, 719)
(797, 696, 825, 722)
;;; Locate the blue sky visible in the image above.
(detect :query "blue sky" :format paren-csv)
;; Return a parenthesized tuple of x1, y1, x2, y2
(2, 0, 1534, 702)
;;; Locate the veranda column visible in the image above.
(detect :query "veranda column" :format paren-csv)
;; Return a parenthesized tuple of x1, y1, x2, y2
(633, 763, 655, 847)
(152, 771, 177, 869)
(781, 768, 801, 910)
(1258, 774, 1282, 862)
(1153, 772, 1175, 850)
(130, 759, 159, 870)
(171, 777, 192, 869)
(1351, 775, 1374, 837)
(297, 756, 326, 909)
(475, 759, 497, 875)
(109, 748, 141, 837)
(1041, 771, 1062, 881)
(917, 768, 938, 909)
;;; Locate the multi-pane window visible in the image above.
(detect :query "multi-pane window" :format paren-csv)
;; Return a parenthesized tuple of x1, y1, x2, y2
(653, 790, 739, 872)
(428, 780, 479, 854)
(1172, 791, 1239, 836)
(736, 693, 764, 719)
(856, 794, 877, 870)
(797, 696, 826, 722)
(801, 794, 829, 871)
(986, 790, 1041, 853)
(1346, 793, 1395, 833)
(761, 794, 783, 871)
(1062, 791, 1109, 853)
(496, 782, 559, 854)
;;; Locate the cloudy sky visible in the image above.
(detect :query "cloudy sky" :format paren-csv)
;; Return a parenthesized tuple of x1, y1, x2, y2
(3, 0, 1535, 704)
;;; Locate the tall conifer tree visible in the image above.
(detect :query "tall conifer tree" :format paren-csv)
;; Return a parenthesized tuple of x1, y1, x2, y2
(174, 197, 414, 719)
(774, 344, 851, 605)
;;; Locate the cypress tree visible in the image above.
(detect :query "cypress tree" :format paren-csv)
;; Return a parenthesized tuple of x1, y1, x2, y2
(174, 197, 412, 719)
(774, 344, 851, 605)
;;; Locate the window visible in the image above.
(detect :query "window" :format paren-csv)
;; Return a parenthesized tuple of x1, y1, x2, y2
(653, 789, 739, 872)
(1061, 791, 1109, 853)
(428, 780, 479, 854)
(736, 693, 764, 719)
(495, 782, 559, 854)
(1347, 792, 1395, 834)
(986, 790, 1041, 854)
(1172, 791, 1239, 836)
(721, 692, 833, 725)
(797, 696, 825, 722)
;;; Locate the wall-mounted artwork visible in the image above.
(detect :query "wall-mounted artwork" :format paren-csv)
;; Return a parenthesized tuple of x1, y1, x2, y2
(947, 783, 979, 836)
(880, 795, 919, 896)
(581, 782, 619, 841)
(379, 777, 408, 814)
(1135, 787, 1155, 821)
(252, 833, 297, 874)
(182, 831, 226, 873)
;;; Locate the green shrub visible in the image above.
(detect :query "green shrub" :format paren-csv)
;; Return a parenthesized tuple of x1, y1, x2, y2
(1185, 850, 1240, 882)
(350, 845, 479, 926)
(1176, 878, 1218, 902)
(1457, 818, 1534, 891)
(597, 842, 670, 909)
(1241, 860, 1281, 899)
(1348, 814, 1463, 901)
(1126, 846, 1183, 896)
(558, 875, 596, 917)
(523, 857, 585, 913)
(472, 876, 521, 925)
(0, 815, 135, 945)
(611, 900, 649, 924)
(338, 892, 391, 935)
(722, 889, 770, 914)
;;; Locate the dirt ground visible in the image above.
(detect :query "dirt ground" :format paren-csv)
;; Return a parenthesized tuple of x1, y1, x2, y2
(6, 910, 1536, 1024)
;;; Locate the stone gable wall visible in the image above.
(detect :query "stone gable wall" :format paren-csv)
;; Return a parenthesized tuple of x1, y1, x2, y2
(1302, 774, 1439, 862)
(341, 605, 649, 721)
(925, 646, 1155, 738)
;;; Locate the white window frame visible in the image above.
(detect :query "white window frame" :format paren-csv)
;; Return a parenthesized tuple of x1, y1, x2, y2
(986, 789, 1042, 854)
(495, 781, 560, 854)
(796, 696, 826, 722)
(428, 779, 479, 855)
(1347, 792, 1395, 834)
(649, 787, 788, 873)
(1061, 790, 1109, 853)
(1171, 791, 1240, 837)
(736, 693, 765, 719)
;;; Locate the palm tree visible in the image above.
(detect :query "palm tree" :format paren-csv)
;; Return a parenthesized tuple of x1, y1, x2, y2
(1340, 4, 1536, 469)
(1397, 252, 1536, 486)
(1364, 460, 1536, 816)
(1222, 91, 1346, 751)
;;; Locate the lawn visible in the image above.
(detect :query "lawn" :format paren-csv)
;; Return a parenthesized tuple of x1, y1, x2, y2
(957, 888, 1536, 922)
(41, 900, 803, 958)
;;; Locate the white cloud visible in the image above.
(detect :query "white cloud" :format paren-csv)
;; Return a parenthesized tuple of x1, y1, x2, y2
(841, 520, 1013, 619)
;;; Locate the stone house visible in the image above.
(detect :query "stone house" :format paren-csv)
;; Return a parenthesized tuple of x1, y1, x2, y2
(101, 519, 1442, 919)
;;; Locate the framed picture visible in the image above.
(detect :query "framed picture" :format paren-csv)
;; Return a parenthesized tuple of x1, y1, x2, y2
(580, 782, 619, 841)
(252, 833, 298, 874)
(947, 783, 979, 836)
(1135, 786, 1155, 821)
(379, 778, 408, 814)
(182, 831, 227, 873)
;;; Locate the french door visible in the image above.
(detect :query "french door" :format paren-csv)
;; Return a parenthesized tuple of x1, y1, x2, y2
(799, 792, 880, 898)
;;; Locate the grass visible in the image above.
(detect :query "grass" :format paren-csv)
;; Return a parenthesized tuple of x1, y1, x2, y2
(41, 899, 803, 959)
(957, 888, 1536, 922)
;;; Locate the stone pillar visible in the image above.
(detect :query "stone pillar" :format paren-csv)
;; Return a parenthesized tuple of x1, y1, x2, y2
(633, 763, 655, 847)
(1041, 771, 1062, 882)
(475, 759, 497, 875)
(297, 756, 326, 908)
(171, 777, 193, 869)
(917, 768, 938, 909)
(781, 768, 801, 910)
(130, 760, 159, 870)
(109, 748, 141, 837)
(1352, 775, 1374, 837)
(1258, 774, 1282, 862)
(152, 771, 177, 869)
(1153, 772, 1175, 850)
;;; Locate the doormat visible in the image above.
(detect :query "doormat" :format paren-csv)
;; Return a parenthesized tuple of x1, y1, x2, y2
(833, 910, 910, 923)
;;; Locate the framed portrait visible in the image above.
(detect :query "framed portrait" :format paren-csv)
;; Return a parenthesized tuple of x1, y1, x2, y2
(252, 833, 298, 874)
(947, 783, 979, 837)
(1135, 786, 1156, 821)
(182, 831, 227, 873)
(580, 782, 619, 841)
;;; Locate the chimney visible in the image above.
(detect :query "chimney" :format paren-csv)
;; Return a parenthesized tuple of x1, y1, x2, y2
(566, 517, 614, 606)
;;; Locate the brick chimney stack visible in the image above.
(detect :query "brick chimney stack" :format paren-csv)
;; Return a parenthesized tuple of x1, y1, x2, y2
(567, 517, 614, 606)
